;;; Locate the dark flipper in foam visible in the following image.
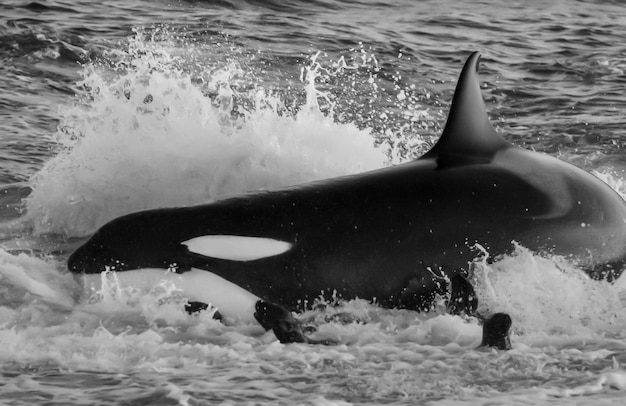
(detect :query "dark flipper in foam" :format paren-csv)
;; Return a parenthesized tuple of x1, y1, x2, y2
(447, 273, 478, 315)
(184, 301, 223, 321)
(446, 275, 512, 350)
(254, 300, 336, 345)
(480, 313, 512, 350)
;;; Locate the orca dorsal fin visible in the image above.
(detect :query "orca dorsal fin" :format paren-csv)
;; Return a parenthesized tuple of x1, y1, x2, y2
(421, 52, 510, 166)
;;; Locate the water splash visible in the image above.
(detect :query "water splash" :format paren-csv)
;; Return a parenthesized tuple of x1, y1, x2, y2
(25, 31, 387, 237)
(0, 248, 75, 309)
(472, 243, 626, 340)
(594, 170, 626, 200)
(299, 45, 441, 164)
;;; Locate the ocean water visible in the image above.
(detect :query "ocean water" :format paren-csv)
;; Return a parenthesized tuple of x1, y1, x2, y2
(1, 0, 626, 404)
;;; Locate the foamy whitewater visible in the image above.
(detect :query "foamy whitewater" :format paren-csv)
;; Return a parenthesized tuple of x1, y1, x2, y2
(24, 34, 388, 237)
(2, 0, 626, 404)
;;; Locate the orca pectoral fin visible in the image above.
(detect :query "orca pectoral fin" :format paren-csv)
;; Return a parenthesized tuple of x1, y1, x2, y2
(444, 274, 511, 350)
(447, 274, 478, 315)
(480, 313, 512, 350)
(178, 238, 334, 345)
(254, 300, 337, 345)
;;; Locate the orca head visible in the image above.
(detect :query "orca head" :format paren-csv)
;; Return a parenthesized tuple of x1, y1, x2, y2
(67, 219, 175, 274)
(421, 52, 512, 167)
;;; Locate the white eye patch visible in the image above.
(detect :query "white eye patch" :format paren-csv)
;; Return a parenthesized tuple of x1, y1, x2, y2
(182, 235, 293, 261)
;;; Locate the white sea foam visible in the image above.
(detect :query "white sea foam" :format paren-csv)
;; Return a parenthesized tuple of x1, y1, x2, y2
(0, 248, 76, 308)
(472, 243, 626, 340)
(24, 32, 387, 237)
(0, 242, 625, 404)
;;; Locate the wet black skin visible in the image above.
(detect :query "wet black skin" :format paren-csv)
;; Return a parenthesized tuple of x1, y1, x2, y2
(68, 53, 626, 346)
(67, 146, 626, 306)
(66, 155, 570, 308)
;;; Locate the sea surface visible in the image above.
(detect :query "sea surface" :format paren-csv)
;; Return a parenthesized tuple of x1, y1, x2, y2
(1, 0, 626, 404)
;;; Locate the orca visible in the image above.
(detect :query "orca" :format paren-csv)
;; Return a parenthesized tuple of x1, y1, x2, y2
(67, 52, 626, 349)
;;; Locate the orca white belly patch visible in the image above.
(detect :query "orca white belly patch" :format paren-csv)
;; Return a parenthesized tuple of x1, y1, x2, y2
(80, 268, 260, 322)
(182, 235, 292, 261)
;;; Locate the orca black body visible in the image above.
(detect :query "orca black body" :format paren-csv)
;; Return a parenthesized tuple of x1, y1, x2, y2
(68, 52, 626, 347)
